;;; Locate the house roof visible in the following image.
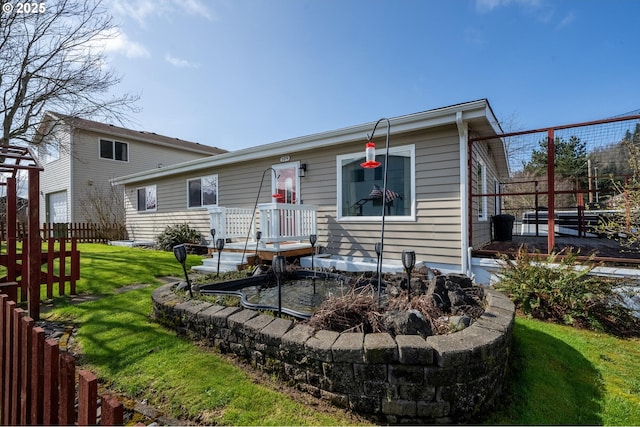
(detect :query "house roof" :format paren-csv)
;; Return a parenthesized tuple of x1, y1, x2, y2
(112, 99, 507, 185)
(40, 112, 227, 156)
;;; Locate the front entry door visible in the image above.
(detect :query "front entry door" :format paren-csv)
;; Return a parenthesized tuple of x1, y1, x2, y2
(272, 163, 300, 204)
(272, 163, 301, 237)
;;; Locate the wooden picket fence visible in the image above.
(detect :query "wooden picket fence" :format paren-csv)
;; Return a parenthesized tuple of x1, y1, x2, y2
(0, 238, 80, 306)
(0, 222, 125, 244)
(0, 290, 124, 425)
(41, 223, 125, 243)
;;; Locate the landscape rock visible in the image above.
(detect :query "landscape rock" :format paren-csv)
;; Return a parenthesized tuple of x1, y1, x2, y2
(383, 309, 432, 337)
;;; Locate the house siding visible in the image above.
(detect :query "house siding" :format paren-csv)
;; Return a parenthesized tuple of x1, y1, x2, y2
(37, 125, 223, 224)
(38, 125, 72, 224)
(123, 125, 465, 267)
(470, 139, 500, 248)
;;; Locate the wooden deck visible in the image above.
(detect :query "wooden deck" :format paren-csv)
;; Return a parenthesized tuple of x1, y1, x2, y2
(208, 242, 314, 262)
(473, 235, 640, 266)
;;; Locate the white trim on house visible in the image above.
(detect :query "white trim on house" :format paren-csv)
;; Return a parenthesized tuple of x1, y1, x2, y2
(186, 174, 219, 209)
(136, 185, 157, 212)
(477, 158, 488, 221)
(457, 112, 471, 276)
(272, 161, 301, 204)
(335, 144, 416, 223)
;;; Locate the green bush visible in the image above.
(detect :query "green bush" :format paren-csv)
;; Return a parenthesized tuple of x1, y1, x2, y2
(493, 247, 640, 337)
(156, 223, 203, 251)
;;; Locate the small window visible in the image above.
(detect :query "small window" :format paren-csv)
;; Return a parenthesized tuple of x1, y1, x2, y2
(477, 160, 487, 221)
(100, 139, 128, 161)
(44, 138, 61, 163)
(188, 175, 218, 208)
(137, 185, 157, 212)
(337, 144, 415, 221)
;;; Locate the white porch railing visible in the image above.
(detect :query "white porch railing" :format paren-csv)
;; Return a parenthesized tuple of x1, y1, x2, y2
(208, 204, 317, 249)
(258, 203, 318, 250)
(208, 207, 254, 244)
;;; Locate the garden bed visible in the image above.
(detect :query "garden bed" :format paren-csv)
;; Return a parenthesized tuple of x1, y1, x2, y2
(153, 269, 515, 424)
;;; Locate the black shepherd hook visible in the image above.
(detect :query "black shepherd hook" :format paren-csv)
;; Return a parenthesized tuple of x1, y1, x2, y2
(241, 167, 279, 267)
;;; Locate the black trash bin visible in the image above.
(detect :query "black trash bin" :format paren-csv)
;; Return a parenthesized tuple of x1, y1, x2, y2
(492, 214, 515, 241)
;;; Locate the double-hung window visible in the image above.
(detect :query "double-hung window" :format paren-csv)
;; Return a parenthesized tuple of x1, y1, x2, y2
(188, 175, 218, 208)
(137, 185, 157, 212)
(100, 139, 128, 161)
(337, 144, 415, 221)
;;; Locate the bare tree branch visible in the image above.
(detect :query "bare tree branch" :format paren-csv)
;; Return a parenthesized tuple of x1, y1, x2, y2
(0, 0, 140, 147)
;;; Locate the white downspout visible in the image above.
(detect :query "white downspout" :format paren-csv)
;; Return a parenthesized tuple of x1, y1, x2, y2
(456, 112, 471, 277)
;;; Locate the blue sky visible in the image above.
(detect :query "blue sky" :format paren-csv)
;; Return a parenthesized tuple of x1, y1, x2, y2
(102, 0, 640, 151)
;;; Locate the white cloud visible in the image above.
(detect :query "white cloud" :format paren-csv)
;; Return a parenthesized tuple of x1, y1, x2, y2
(110, 0, 214, 27)
(75, 28, 150, 67)
(103, 30, 151, 59)
(557, 12, 575, 29)
(476, 0, 543, 13)
(180, 0, 213, 20)
(476, 0, 563, 26)
(165, 53, 199, 68)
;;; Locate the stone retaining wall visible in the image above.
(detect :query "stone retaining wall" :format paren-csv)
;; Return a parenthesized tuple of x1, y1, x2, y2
(152, 283, 515, 424)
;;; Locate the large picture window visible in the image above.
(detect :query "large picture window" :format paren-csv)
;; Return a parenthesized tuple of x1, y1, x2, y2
(137, 185, 156, 212)
(337, 144, 415, 221)
(188, 175, 218, 208)
(100, 139, 128, 161)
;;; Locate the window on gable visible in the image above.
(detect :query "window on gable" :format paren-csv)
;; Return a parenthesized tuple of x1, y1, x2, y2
(44, 138, 60, 163)
(100, 139, 128, 161)
(188, 175, 218, 208)
(137, 185, 157, 212)
(337, 144, 415, 221)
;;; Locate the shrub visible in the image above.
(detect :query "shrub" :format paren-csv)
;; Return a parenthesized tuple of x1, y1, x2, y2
(156, 223, 203, 251)
(493, 246, 640, 337)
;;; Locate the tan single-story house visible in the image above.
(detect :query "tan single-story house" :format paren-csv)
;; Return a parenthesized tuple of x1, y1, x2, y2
(111, 99, 508, 277)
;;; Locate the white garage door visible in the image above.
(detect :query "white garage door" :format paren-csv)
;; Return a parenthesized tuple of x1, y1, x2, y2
(48, 191, 68, 223)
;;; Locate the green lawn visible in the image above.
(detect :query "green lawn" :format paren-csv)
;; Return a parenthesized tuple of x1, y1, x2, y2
(41, 244, 640, 425)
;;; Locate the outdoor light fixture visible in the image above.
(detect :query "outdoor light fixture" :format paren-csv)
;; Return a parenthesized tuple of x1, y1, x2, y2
(215, 238, 225, 277)
(172, 244, 193, 298)
(254, 231, 262, 266)
(402, 250, 416, 302)
(273, 255, 286, 317)
(299, 163, 307, 177)
(362, 118, 391, 305)
(309, 234, 317, 293)
(210, 229, 216, 246)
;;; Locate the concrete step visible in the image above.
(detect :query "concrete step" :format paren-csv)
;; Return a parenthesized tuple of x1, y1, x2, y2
(192, 252, 252, 274)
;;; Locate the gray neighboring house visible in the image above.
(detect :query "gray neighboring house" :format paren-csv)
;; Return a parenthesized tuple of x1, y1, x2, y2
(31, 112, 226, 229)
(111, 99, 509, 276)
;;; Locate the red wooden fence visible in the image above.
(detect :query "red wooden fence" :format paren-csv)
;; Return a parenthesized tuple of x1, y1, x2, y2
(0, 222, 125, 244)
(41, 222, 125, 243)
(0, 291, 123, 425)
(0, 238, 80, 304)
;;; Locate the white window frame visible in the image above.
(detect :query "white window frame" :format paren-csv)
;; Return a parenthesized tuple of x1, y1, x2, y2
(99, 138, 129, 162)
(136, 185, 157, 212)
(44, 138, 61, 164)
(271, 162, 301, 204)
(477, 159, 488, 221)
(187, 175, 218, 208)
(336, 144, 415, 222)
